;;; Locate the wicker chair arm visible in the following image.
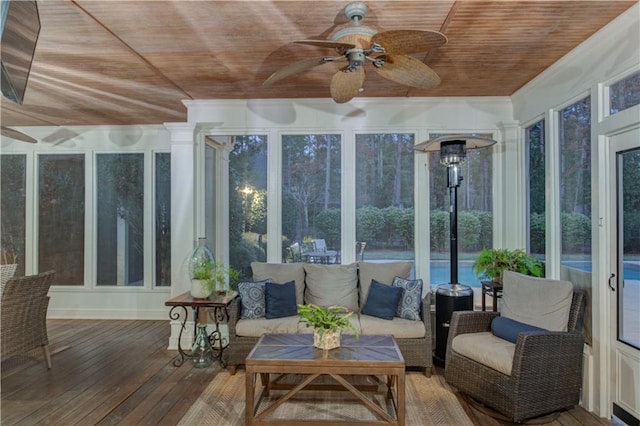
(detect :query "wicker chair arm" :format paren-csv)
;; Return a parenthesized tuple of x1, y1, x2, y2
(449, 310, 498, 337)
(511, 331, 585, 384)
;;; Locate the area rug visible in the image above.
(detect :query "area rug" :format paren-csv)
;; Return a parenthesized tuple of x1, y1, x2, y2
(178, 371, 474, 425)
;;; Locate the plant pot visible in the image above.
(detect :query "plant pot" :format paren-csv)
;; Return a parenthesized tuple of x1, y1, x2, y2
(313, 328, 340, 350)
(190, 279, 212, 299)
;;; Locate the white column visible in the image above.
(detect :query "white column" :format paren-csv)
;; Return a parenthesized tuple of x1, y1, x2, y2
(496, 120, 524, 249)
(164, 122, 197, 350)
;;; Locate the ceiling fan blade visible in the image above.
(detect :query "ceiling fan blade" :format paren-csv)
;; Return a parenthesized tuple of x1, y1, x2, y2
(0, 126, 37, 143)
(294, 40, 356, 50)
(263, 57, 337, 86)
(373, 54, 441, 89)
(330, 66, 365, 103)
(371, 30, 447, 54)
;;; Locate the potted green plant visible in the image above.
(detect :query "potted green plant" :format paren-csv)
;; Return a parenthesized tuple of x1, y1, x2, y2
(191, 259, 239, 299)
(473, 248, 543, 284)
(297, 304, 359, 350)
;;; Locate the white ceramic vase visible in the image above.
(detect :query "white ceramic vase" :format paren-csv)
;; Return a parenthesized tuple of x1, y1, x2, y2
(190, 279, 212, 299)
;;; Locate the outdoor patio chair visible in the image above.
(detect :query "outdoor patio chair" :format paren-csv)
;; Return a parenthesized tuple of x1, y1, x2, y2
(356, 241, 367, 262)
(1, 270, 56, 368)
(444, 271, 585, 423)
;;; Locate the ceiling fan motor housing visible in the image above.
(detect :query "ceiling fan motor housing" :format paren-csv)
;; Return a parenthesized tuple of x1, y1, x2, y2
(344, 2, 368, 22)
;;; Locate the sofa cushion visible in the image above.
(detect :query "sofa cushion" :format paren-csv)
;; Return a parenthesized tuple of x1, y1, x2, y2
(265, 281, 298, 319)
(491, 316, 545, 343)
(501, 271, 573, 332)
(392, 276, 423, 321)
(359, 314, 425, 338)
(236, 316, 301, 337)
(303, 263, 358, 311)
(361, 280, 403, 320)
(251, 262, 305, 305)
(237, 279, 271, 319)
(452, 332, 516, 376)
(358, 262, 413, 308)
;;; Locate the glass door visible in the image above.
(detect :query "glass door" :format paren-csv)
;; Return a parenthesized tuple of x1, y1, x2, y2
(609, 128, 640, 424)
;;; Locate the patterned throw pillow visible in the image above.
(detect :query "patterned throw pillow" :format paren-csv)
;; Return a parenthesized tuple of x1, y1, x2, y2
(392, 276, 423, 321)
(237, 279, 271, 319)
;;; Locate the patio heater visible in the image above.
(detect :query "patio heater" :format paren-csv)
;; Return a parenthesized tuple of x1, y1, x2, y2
(414, 134, 496, 364)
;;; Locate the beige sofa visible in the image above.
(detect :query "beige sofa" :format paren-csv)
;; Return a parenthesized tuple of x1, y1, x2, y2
(226, 261, 433, 375)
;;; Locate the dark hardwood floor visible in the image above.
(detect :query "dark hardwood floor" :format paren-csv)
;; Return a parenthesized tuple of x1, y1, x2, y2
(1, 320, 611, 425)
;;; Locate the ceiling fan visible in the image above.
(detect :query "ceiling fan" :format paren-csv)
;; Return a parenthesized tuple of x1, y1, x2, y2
(0, 126, 37, 143)
(263, 1, 447, 103)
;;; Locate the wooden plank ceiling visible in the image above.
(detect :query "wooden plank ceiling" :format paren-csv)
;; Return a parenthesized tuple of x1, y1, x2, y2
(0, 0, 635, 127)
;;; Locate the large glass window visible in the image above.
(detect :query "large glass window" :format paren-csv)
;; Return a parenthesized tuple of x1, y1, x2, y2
(96, 154, 144, 286)
(282, 134, 341, 263)
(610, 70, 640, 115)
(39, 154, 85, 285)
(526, 120, 546, 265)
(1, 155, 26, 276)
(428, 134, 494, 288)
(355, 133, 415, 262)
(155, 153, 171, 286)
(229, 135, 268, 279)
(559, 97, 591, 271)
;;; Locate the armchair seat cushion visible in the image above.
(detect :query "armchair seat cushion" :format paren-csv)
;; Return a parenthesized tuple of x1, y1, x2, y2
(451, 332, 516, 376)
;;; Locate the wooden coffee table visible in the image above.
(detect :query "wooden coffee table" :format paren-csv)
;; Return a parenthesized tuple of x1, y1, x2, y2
(245, 333, 405, 426)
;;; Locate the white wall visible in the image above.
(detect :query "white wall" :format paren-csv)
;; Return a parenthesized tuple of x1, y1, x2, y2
(1, 125, 173, 319)
(181, 96, 513, 282)
(511, 3, 640, 419)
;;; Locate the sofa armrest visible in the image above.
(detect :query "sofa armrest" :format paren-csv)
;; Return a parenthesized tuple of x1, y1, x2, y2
(227, 297, 241, 339)
(420, 291, 432, 331)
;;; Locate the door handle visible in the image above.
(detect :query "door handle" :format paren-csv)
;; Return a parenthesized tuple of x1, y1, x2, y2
(608, 273, 616, 291)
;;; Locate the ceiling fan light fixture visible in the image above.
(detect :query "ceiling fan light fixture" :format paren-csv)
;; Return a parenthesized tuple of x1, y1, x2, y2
(331, 25, 377, 45)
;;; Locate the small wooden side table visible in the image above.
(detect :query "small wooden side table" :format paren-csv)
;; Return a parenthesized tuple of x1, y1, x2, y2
(481, 281, 503, 312)
(165, 291, 237, 367)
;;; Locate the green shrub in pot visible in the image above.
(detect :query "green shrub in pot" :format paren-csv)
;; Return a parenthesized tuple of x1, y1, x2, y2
(473, 248, 543, 284)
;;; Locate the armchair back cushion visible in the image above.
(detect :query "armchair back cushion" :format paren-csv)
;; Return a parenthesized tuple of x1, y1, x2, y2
(251, 262, 305, 305)
(501, 271, 573, 331)
(304, 263, 358, 311)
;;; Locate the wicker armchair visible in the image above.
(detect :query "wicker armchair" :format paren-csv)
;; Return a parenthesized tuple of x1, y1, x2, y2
(1, 271, 56, 368)
(444, 272, 585, 423)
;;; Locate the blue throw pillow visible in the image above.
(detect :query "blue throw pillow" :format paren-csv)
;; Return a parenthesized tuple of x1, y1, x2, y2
(491, 316, 546, 343)
(392, 276, 423, 321)
(237, 280, 271, 319)
(361, 280, 403, 320)
(265, 281, 298, 319)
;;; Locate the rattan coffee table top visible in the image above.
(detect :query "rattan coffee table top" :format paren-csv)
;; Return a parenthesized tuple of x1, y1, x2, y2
(246, 334, 404, 365)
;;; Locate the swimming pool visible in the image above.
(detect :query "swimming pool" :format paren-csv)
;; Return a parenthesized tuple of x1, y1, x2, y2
(428, 260, 640, 288)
